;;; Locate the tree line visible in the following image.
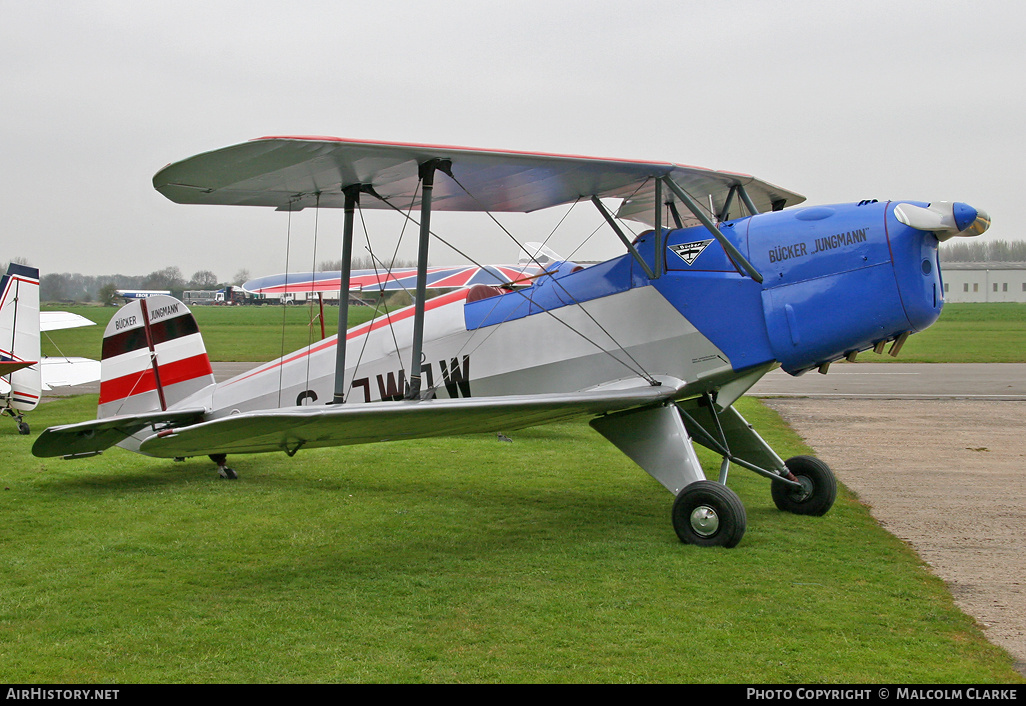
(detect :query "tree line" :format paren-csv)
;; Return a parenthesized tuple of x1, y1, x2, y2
(2, 256, 415, 304)
(940, 239, 1026, 263)
(0, 262, 253, 304)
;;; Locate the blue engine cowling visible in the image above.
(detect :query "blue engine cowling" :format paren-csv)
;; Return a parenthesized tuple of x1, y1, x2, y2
(646, 200, 953, 375)
(751, 200, 943, 373)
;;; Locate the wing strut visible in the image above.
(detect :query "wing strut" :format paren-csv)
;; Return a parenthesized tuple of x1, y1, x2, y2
(591, 196, 656, 280)
(737, 183, 761, 217)
(653, 179, 665, 279)
(407, 159, 453, 400)
(659, 176, 764, 284)
(331, 185, 361, 404)
(718, 184, 738, 222)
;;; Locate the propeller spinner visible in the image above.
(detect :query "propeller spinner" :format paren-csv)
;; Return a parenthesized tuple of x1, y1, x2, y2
(893, 201, 990, 241)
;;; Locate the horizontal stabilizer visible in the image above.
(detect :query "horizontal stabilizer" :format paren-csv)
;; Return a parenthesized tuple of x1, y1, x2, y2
(137, 384, 683, 458)
(32, 408, 207, 459)
(40, 311, 95, 332)
(0, 360, 35, 376)
(40, 357, 101, 389)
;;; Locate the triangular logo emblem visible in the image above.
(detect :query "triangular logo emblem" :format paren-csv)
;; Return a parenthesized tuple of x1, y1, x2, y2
(670, 239, 713, 266)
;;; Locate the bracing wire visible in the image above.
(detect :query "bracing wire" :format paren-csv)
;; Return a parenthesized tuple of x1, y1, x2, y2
(364, 184, 657, 384)
(340, 190, 417, 402)
(445, 173, 657, 384)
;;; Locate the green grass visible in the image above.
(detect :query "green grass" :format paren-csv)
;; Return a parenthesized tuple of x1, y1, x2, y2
(887, 303, 1026, 363)
(1, 396, 1021, 683)
(40, 303, 376, 362)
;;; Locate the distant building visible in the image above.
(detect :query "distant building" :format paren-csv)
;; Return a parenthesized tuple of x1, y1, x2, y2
(941, 263, 1026, 303)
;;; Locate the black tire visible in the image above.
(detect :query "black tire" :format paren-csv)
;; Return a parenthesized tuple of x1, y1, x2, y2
(771, 455, 836, 516)
(671, 480, 747, 548)
(17, 421, 30, 435)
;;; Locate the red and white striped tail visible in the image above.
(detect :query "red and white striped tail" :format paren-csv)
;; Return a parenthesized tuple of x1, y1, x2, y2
(98, 295, 214, 418)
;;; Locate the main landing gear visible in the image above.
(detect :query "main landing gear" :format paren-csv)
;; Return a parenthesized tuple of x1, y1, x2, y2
(591, 394, 838, 549)
(668, 454, 837, 548)
(670, 397, 837, 547)
(671, 480, 747, 548)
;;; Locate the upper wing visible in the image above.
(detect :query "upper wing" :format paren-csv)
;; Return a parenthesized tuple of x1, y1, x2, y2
(40, 311, 95, 332)
(153, 136, 804, 227)
(136, 383, 683, 458)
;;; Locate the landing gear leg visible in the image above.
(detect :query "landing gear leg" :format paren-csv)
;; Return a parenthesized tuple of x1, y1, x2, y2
(5, 409, 29, 435)
(590, 404, 748, 548)
(209, 453, 238, 480)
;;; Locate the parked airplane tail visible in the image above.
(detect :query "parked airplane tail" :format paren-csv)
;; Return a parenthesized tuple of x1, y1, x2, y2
(98, 295, 215, 418)
(0, 264, 42, 416)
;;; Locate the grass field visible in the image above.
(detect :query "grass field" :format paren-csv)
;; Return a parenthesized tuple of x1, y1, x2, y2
(2, 396, 1022, 683)
(40, 301, 1026, 364)
(14, 299, 1025, 682)
(879, 303, 1026, 363)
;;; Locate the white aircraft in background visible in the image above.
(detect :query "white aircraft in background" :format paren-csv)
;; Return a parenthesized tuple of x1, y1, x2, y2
(1, 264, 101, 434)
(32, 136, 988, 547)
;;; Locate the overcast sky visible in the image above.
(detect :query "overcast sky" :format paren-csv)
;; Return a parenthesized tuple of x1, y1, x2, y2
(2, 0, 1021, 280)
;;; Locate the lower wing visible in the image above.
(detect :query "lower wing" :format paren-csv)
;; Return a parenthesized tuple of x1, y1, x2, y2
(140, 383, 683, 458)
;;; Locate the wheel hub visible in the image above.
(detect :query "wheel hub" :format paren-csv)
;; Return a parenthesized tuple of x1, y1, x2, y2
(690, 505, 720, 537)
(790, 476, 814, 503)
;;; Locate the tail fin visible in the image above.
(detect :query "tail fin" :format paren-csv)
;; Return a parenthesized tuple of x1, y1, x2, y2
(98, 295, 214, 418)
(0, 264, 42, 413)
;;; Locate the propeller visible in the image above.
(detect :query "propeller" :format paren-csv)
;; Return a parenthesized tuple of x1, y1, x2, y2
(893, 201, 990, 241)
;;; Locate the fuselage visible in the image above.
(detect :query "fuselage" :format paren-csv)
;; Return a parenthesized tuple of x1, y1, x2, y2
(179, 200, 951, 422)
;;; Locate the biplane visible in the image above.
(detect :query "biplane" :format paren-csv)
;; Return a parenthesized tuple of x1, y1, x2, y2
(32, 136, 989, 547)
(2, 264, 100, 434)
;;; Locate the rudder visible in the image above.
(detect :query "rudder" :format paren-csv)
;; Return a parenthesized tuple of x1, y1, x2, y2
(0, 264, 42, 413)
(99, 295, 214, 418)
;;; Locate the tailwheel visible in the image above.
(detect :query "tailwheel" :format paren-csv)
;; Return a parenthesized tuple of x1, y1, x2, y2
(771, 455, 836, 516)
(209, 453, 238, 480)
(671, 480, 747, 548)
(17, 420, 30, 435)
